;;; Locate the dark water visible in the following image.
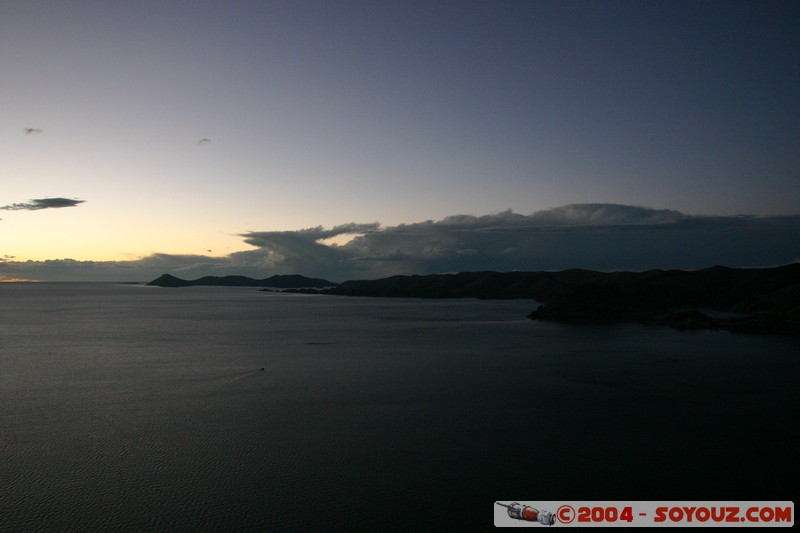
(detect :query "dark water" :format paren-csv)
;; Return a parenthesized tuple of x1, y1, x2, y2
(1, 283, 797, 530)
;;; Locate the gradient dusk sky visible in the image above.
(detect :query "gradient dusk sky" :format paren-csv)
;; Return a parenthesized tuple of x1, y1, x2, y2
(2, 1, 799, 281)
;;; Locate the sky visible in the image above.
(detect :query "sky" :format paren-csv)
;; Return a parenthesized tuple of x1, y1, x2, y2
(2, 1, 799, 282)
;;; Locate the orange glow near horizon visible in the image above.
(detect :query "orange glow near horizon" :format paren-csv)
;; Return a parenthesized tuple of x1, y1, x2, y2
(0, 276, 42, 283)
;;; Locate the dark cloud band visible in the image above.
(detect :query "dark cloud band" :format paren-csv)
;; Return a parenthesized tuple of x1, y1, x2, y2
(234, 204, 800, 280)
(1, 198, 85, 211)
(1, 204, 798, 282)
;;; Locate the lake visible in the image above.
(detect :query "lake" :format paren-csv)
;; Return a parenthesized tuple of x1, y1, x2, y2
(1, 283, 797, 530)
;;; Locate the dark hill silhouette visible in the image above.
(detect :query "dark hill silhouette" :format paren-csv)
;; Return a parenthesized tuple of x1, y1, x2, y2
(319, 269, 606, 299)
(315, 264, 800, 336)
(147, 273, 337, 289)
(148, 265, 800, 335)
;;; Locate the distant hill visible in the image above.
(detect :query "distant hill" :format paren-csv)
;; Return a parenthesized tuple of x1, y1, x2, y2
(148, 265, 800, 335)
(314, 269, 605, 299)
(524, 264, 800, 335)
(147, 273, 337, 288)
(313, 264, 800, 336)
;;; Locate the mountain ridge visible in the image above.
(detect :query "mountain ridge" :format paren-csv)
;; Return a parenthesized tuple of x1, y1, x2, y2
(317, 264, 800, 335)
(147, 264, 800, 335)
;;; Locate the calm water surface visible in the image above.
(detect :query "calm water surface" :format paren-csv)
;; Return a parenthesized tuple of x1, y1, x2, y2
(1, 283, 797, 530)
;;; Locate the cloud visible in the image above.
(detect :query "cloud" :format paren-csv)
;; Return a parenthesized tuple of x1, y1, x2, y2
(1, 204, 798, 282)
(230, 204, 800, 280)
(1, 198, 85, 211)
(0, 255, 232, 283)
(526, 203, 685, 226)
(234, 222, 381, 280)
(23, 127, 43, 135)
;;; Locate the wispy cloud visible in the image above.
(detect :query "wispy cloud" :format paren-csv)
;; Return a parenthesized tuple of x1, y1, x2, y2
(1, 198, 85, 211)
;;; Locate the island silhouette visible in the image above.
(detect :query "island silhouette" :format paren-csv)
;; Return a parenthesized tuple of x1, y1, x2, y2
(147, 273, 337, 289)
